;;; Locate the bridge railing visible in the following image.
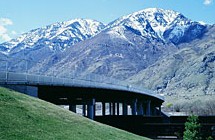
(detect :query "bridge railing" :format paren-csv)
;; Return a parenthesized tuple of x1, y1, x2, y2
(0, 57, 164, 100)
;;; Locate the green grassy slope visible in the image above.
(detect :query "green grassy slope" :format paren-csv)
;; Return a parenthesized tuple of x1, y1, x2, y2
(0, 87, 149, 140)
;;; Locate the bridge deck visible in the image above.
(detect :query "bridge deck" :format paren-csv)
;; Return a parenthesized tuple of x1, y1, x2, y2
(0, 71, 164, 101)
(0, 68, 164, 120)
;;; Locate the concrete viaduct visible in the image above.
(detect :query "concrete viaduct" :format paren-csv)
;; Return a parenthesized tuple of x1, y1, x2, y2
(0, 72, 164, 119)
(0, 71, 164, 120)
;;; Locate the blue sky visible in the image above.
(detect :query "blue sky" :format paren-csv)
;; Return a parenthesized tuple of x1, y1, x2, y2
(0, 0, 214, 43)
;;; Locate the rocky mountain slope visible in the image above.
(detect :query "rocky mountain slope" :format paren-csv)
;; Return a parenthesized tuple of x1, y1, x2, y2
(26, 8, 207, 80)
(126, 25, 215, 107)
(32, 24, 175, 79)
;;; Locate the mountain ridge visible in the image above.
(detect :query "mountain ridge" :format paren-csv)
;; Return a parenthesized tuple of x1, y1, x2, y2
(0, 18, 105, 54)
(23, 7, 207, 86)
(0, 8, 207, 54)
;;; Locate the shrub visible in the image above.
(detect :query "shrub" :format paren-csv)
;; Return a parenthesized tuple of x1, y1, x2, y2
(183, 115, 201, 140)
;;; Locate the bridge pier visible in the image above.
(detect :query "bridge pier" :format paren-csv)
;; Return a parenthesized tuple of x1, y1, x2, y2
(152, 105, 157, 116)
(94, 104, 96, 117)
(123, 101, 128, 115)
(117, 102, 120, 115)
(146, 100, 151, 116)
(69, 105, 76, 113)
(113, 102, 116, 115)
(159, 106, 161, 116)
(102, 102, 106, 116)
(87, 98, 95, 120)
(109, 102, 113, 115)
(131, 99, 137, 115)
(82, 104, 86, 116)
(137, 101, 144, 115)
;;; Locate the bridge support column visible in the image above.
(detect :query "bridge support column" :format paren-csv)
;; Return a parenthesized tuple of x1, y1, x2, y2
(137, 101, 143, 115)
(117, 102, 120, 115)
(109, 103, 112, 115)
(131, 99, 137, 115)
(102, 102, 106, 116)
(87, 98, 95, 120)
(82, 105, 86, 116)
(146, 100, 151, 116)
(69, 105, 76, 113)
(94, 103, 96, 117)
(113, 102, 116, 115)
(159, 106, 161, 116)
(142, 104, 146, 115)
(152, 105, 157, 116)
(123, 101, 128, 115)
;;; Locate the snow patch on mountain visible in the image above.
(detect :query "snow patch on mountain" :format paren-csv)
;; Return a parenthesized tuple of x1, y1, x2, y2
(0, 19, 105, 54)
(106, 8, 206, 45)
(107, 26, 130, 41)
(106, 8, 181, 39)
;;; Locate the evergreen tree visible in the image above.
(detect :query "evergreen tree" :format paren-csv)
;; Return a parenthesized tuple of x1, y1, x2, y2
(183, 115, 201, 140)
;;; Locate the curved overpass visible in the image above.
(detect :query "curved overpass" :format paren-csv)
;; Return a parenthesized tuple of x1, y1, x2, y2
(0, 70, 164, 119)
(0, 71, 164, 100)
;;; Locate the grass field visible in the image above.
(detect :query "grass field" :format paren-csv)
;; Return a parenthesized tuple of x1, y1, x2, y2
(0, 87, 150, 140)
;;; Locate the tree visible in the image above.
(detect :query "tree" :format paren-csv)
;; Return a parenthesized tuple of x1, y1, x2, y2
(183, 115, 201, 140)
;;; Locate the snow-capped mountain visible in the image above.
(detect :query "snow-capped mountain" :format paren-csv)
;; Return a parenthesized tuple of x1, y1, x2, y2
(33, 8, 201, 79)
(0, 19, 105, 54)
(0, 8, 208, 75)
(105, 8, 206, 45)
(0, 8, 206, 56)
(106, 8, 179, 38)
(28, 8, 210, 84)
